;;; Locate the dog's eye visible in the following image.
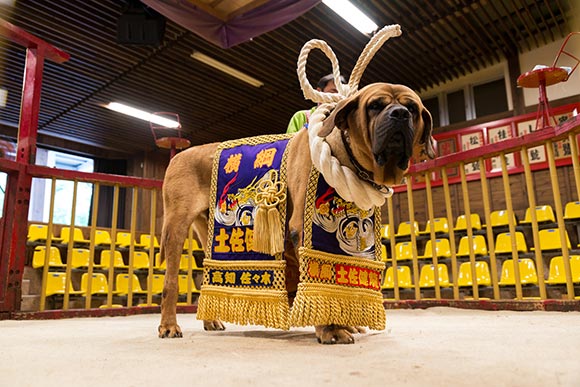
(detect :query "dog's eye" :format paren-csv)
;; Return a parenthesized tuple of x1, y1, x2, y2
(368, 101, 385, 111)
(406, 103, 418, 115)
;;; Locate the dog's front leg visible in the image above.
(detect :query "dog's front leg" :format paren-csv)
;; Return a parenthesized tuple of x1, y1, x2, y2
(315, 325, 366, 344)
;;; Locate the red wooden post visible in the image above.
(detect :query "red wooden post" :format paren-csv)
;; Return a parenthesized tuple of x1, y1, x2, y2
(0, 19, 69, 315)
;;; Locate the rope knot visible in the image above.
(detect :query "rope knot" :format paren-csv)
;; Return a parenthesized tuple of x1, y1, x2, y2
(296, 24, 402, 210)
(255, 170, 286, 208)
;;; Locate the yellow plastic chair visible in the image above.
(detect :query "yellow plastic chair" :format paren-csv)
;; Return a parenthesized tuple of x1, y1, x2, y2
(394, 241, 414, 261)
(81, 272, 118, 295)
(154, 252, 166, 270)
(98, 304, 123, 309)
(178, 274, 200, 294)
(380, 244, 388, 262)
(45, 272, 82, 296)
(537, 228, 571, 251)
(521, 205, 556, 224)
(140, 234, 160, 248)
(382, 266, 413, 289)
(180, 254, 201, 271)
(419, 263, 451, 287)
(494, 232, 528, 255)
(60, 227, 90, 245)
(395, 221, 419, 238)
(380, 224, 391, 240)
(489, 210, 518, 228)
(94, 230, 113, 246)
(420, 238, 451, 259)
(116, 232, 146, 248)
(70, 248, 91, 268)
(546, 255, 580, 284)
(183, 238, 203, 251)
(116, 273, 148, 295)
(32, 246, 66, 269)
(564, 201, 580, 220)
(498, 258, 538, 286)
(457, 235, 488, 257)
(149, 274, 165, 294)
(27, 224, 62, 243)
(455, 214, 482, 232)
(130, 251, 151, 269)
(457, 261, 492, 287)
(419, 217, 449, 235)
(98, 250, 127, 269)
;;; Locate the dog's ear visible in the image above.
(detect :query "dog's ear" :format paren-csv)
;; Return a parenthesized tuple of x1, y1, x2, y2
(319, 96, 359, 137)
(418, 108, 436, 159)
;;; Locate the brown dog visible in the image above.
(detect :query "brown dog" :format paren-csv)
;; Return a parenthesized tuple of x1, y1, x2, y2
(158, 83, 435, 344)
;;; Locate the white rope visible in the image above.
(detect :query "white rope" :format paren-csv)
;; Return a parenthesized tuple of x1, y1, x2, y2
(296, 24, 402, 210)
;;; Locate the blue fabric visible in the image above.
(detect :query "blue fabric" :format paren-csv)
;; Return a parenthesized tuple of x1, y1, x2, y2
(211, 138, 290, 261)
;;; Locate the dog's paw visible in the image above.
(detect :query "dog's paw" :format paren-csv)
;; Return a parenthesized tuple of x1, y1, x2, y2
(158, 324, 183, 338)
(315, 325, 363, 344)
(203, 320, 226, 331)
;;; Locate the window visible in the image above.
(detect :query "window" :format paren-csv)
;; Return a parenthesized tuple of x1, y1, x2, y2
(447, 89, 466, 124)
(422, 96, 440, 128)
(426, 78, 508, 127)
(473, 79, 508, 117)
(29, 150, 94, 226)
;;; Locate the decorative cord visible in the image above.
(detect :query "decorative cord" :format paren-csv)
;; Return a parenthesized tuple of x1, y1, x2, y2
(296, 24, 402, 210)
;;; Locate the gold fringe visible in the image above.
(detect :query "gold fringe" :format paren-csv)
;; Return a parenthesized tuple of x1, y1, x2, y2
(290, 283, 386, 330)
(197, 285, 290, 330)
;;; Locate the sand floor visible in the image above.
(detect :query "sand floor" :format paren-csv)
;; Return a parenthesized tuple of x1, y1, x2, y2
(1, 307, 579, 387)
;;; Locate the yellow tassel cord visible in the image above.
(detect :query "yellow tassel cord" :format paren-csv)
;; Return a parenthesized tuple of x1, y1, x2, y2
(197, 286, 290, 330)
(290, 283, 386, 330)
(253, 170, 286, 255)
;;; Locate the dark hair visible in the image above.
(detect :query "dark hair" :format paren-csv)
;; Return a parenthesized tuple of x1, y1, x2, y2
(317, 73, 347, 90)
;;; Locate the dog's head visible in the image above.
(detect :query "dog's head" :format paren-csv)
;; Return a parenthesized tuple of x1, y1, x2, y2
(320, 83, 436, 186)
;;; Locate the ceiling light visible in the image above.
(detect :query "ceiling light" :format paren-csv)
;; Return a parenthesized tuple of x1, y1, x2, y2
(322, 0, 378, 35)
(104, 102, 180, 128)
(191, 51, 264, 88)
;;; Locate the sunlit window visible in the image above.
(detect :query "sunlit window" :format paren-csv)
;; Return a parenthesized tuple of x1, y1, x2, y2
(29, 149, 94, 226)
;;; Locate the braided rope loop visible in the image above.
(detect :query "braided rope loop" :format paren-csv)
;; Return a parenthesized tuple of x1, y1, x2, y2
(297, 24, 402, 210)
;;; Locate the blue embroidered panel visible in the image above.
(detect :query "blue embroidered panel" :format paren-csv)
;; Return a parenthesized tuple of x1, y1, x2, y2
(211, 138, 290, 261)
(311, 175, 376, 259)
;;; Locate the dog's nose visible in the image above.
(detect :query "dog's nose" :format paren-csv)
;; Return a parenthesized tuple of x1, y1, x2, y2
(389, 106, 410, 121)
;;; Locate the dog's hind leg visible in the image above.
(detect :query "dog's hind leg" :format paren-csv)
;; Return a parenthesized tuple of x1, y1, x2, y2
(158, 210, 190, 338)
(158, 145, 217, 338)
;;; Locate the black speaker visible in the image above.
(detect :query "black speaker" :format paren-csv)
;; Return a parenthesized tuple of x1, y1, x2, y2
(117, 2, 165, 46)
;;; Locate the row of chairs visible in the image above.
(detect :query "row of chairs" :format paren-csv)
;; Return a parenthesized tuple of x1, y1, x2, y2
(27, 224, 164, 249)
(44, 272, 199, 297)
(383, 228, 572, 262)
(382, 255, 580, 289)
(383, 202, 580, 240)
(32, 246, 202, 271)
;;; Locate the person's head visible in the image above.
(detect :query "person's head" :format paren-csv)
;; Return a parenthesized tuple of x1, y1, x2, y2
(316, 73, 346, 93)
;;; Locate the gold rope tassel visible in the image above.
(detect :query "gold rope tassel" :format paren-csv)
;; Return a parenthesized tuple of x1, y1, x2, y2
(253, 170, 286, 255)
(197, 286, 290, 330)
(290, 283, 386, 330)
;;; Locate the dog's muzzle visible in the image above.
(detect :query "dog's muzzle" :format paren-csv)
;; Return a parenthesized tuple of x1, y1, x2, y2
(372, 105, 414, 170)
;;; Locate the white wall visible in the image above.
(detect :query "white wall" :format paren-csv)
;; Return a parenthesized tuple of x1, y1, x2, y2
(420, 6, 579, 109)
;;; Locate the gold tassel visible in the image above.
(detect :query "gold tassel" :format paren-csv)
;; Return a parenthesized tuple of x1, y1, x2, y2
(197, 285, 290, 330)
(290, 283, 386, 330)
(253, 206, 270, 253)
(253, 170, 286, 255)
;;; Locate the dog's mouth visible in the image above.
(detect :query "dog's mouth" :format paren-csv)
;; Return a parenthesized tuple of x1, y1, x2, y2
(372, 106, 414, 172)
